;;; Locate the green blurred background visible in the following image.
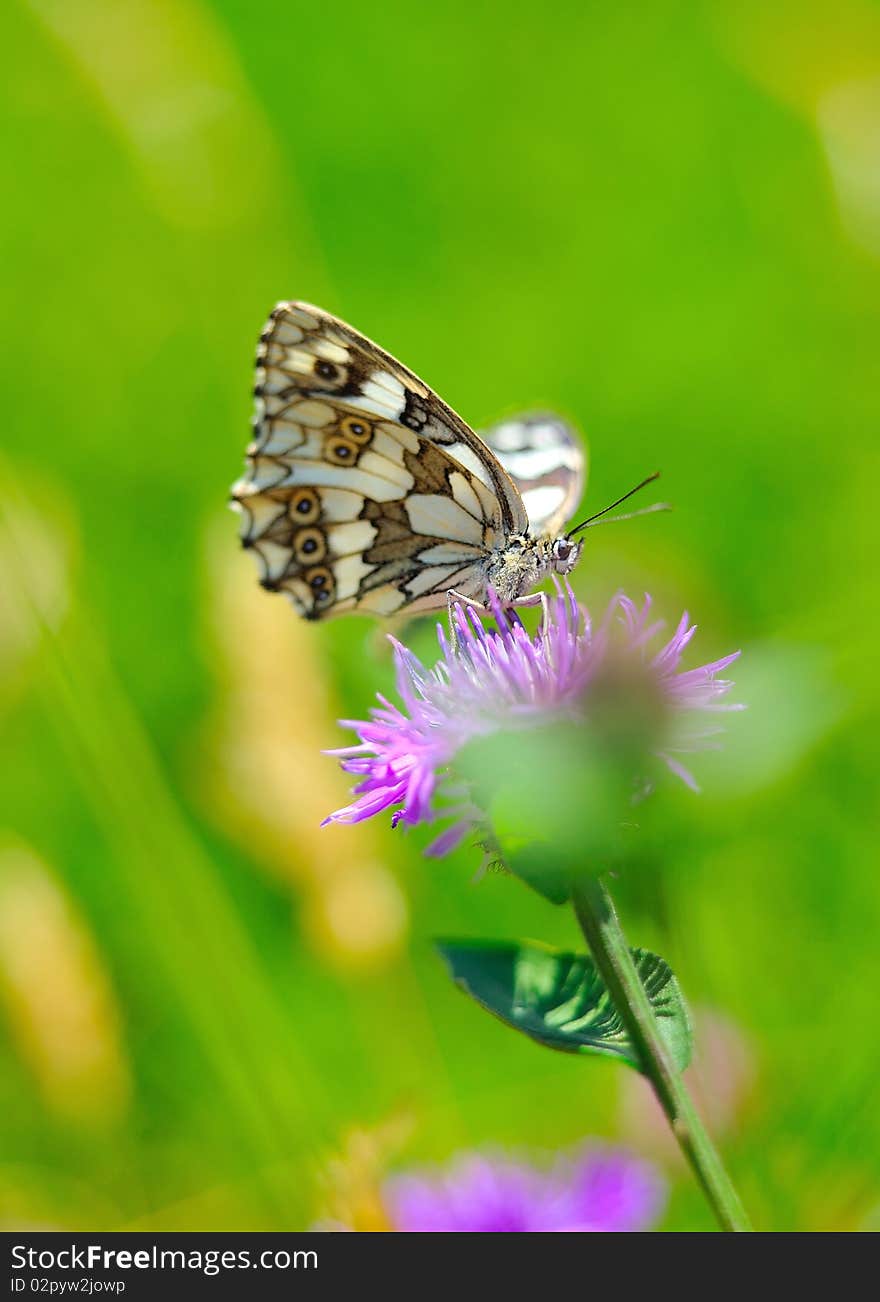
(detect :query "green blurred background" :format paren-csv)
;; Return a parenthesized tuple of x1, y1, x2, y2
(1, 0, 878, 1231)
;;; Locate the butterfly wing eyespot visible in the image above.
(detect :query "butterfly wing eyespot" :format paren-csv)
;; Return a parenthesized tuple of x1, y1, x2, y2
(325, 435, 360, 465)
(233, 301, 544, 621)
(304, 565, 335, 611)
(293, 527, 327, 565)
(290, 487, 321, 523)
(311, 357, 350, 391)
(339, 415, 373, 445)
(306, 565, 332, 588)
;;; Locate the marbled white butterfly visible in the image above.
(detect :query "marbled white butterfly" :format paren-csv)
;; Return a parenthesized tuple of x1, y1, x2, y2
(232, 303, 659, 622)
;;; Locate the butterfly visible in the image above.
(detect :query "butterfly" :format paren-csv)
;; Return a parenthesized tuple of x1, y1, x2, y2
(231, 302, 658, 622)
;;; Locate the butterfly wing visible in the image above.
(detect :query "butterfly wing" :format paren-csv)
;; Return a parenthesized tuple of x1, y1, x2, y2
(232, 302, 528, 619)
(480, 413, 586, 538)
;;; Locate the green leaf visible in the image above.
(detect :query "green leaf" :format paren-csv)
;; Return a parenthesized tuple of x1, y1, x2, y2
(438, 938, 692, 1073)
(497, 837, 572, 905)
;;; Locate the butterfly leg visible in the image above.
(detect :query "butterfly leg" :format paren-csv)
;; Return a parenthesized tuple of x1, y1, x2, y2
(509, 590, 551, 633)
(445, 589, 552, 652)
(446, 590, 489, 651)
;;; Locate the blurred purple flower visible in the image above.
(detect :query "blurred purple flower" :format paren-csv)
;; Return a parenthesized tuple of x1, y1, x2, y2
(384, 1145, 665, 1233)
(323, 583, 741, 853)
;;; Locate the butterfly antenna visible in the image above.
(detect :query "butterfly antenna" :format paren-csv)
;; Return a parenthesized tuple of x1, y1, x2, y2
(568, 471, 669, 537)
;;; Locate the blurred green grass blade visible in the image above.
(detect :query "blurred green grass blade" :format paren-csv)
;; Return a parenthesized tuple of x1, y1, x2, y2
(0, 467, 327, 1219)
(439, 938, 692, 1073)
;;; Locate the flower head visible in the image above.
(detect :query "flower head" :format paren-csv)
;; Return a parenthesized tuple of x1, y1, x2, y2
(384, 1144, 665, 1233)
(324, 584, 741, 853)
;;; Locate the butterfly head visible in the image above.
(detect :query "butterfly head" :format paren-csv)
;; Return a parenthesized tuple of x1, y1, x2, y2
(550, 534, 582, 576)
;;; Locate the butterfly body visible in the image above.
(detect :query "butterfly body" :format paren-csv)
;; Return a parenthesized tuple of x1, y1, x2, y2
(483, 532, 581, 605)
(232, 303, 586, 621)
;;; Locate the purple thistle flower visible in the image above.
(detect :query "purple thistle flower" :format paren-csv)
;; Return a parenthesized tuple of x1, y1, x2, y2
(323, 583, 741, 853)
(384, 1145, 665, 1233)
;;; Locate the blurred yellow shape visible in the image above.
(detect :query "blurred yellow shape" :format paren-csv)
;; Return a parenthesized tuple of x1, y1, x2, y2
(316, 1116, 413, 1232)
(0, 842, 130, 1127)
(202, 522, 408, 969)
(818, 79, 880, 258)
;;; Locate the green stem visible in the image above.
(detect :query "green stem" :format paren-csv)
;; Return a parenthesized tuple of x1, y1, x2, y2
(571, 873, 752, 1232)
